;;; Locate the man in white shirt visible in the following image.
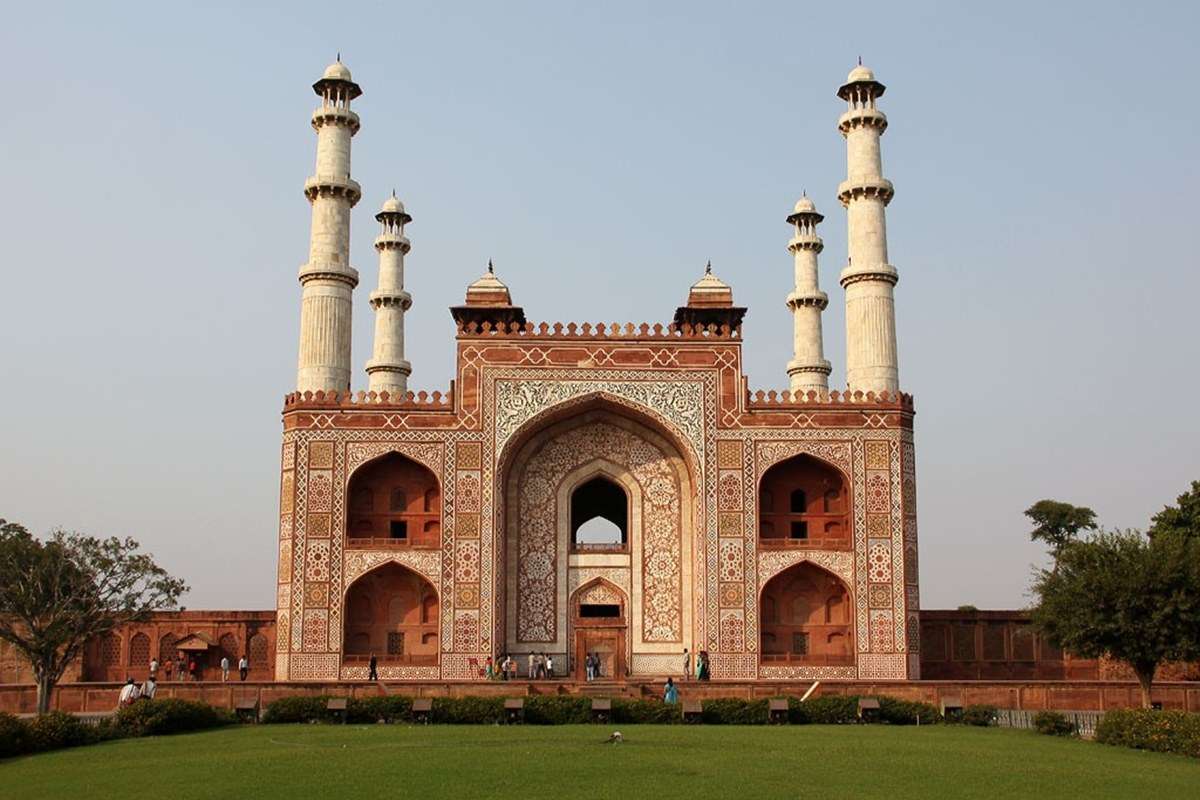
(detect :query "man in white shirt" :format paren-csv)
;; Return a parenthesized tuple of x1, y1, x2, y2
(238, 655, 249, 681)
(118, 678, 140, 707)
(141, 677, 157, 700)
(545, 655, 554, 678)
(528, 652, 536, 679)
(149, 658, 158, 679)
(220, 656, 230, 681)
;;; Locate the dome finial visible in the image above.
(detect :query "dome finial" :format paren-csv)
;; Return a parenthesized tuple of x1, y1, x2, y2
(705, 259, 712, 275)
(488, 258, 494, 274)
(858, 55, 862, 66)
(337, 52, 341, 63)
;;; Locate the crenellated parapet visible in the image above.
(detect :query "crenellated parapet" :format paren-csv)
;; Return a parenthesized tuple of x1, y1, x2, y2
(455, 320, 743, 340)
(283, 387, 454, 409)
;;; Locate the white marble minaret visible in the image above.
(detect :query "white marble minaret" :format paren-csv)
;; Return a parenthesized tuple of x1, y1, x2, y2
(365, 194, 413, 394)
(296, 59, 363, 393)
(837, 63, 899, 394)
(786, 195, 831, 394)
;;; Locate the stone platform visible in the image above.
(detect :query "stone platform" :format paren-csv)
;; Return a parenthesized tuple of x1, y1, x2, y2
(3, 679, 1197, 716)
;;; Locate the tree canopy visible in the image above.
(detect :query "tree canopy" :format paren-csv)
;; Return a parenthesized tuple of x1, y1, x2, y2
(1030, 527, 1200, 707)
(0, 519, 187, 714)
(1149, 480, 1200, 541)
(1024, 499, 1097, 555)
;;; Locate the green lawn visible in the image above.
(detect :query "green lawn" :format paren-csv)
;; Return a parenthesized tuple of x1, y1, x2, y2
(5, 724, 1198, 799)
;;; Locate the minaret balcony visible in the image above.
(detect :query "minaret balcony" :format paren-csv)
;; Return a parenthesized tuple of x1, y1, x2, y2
(311, 106, 361, 134)
(786, 359, 832, 378)
(838, 107, 888, 134)
(839, 262, 899, 288)
(374, 233, 412, 252)
(304, 174, 362, 205)
(299, 261, 359, 287)
(788, 234, 824, 253)
(369, 289, 413, 310)
(786, 290, 828, 310)
(837, 178, 894, 207)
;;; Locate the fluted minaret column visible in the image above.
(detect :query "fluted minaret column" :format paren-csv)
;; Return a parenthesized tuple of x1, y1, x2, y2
(296, 59, 363, 393)
(786, 195, 831, 394)
(837, 62, 899, 394)
(365, 194, 413, 394)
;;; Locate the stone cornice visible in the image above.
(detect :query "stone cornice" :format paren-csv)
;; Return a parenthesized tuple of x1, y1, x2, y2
(839, 263, 899, 288)
(786, 290, 828, 310)
(303, 174, 362, 207)
(837, 178, 894, 207)
(837, 107, 888, 134)
(310, 106, 361, 134)
(369, 290, 412, 310)
(298, 262, 359, 288)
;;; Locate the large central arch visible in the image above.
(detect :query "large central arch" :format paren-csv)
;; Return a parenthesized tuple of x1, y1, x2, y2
(500, 405, 696, 677)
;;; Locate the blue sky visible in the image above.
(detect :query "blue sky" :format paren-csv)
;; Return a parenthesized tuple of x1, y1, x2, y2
(1, 1, 1196, 609)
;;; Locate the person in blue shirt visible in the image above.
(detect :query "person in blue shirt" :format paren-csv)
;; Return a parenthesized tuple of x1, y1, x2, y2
(664, 677, 679, 704)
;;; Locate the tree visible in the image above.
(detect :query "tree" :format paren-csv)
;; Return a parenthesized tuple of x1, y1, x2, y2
(1030, 528, 1200, 708)
(1024, 500, 1097, 557)
(1149, 480, 1200, 541)
(0, 520, 187, 714)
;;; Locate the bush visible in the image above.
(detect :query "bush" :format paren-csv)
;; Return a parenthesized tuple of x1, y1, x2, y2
(347, 696, 413, 724)
(26, 711, 94, 752)
(0, 712, 30, 758)
(263, 695, 334, 724)
(116, 699, 236, 737)
(961, 705, 997, 727)
(1033, 710, 1076, 736)
(1096, 709, 1200, 758)
(788, 695, 858, 725)
(878, 697, 941, 725)
(612, 698, 680, 724)
(700, 698, 767, 725)
(524, 696, 593, 725)
(432, 696, 505, 724)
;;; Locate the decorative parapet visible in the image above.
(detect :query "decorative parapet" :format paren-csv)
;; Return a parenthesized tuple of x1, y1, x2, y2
(746, 387, 913, 409)
(455, 320, 742, 339)
(283, 386, 454, 410)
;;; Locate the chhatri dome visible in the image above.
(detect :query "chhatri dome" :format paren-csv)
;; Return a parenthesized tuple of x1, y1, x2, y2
(791, 195, 817, 214)
(377, 193, 411, 222)
(846, 63, 875, 83)
(322, 60, 353, 82)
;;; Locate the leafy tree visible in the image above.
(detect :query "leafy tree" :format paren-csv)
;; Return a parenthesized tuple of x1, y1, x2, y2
(1149, 480, 1200, 541)
(1024, 500, 1097, 557)
(1030, 528, 1200, 708)
(0, 520, 187, 714)
(956, 604, 979, 612)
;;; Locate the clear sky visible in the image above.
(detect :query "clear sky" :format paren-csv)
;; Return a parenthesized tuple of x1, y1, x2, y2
(1, 1, 1197, 611)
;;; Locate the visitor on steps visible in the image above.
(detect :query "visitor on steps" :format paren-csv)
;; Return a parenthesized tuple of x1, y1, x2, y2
(368, 653, 379, 681)
(149, 657, 158, 679)
(585, 653, 594, 681)
(682, 648, 691, 681)
(188, 657, 198, 682)
(528, 652, 536, 679)
(239, 655, 249, 681)
(664, 677, 678, 705)
(545, 654, 554, 678)
(220, 655, 230, 681)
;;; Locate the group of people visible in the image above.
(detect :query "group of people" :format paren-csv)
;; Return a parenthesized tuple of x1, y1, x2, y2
(583, 652, 605, 681)
(139, 654, 250, 684)
(682, 648, 711, 681)
(485, 655, 518, 680)
(117, 675, 157, 707)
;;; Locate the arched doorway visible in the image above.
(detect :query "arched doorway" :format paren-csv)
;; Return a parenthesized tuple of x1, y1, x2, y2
(501, 405, 696, 677)
(343, 562, 439, 667)
(759, 454, 850, 548)
(569, 580, 628, 680)
(760, 562, 853, 666)
(346, 452, 441, 548)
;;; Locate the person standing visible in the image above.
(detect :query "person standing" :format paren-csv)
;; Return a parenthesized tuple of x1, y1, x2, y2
(664, 677, 679, 705)
(682, 648, 691, 681)
(188, 657, 198, 682)
(545, 654, 554, 679)
(163, 658, 173, 682)
(485, 656, 495, 680)
(176, 652, 186, 681)
(238, 655, 249, 681)
(220, 655, 230, 682)
(149, 657, 158, 680)
(527, 652, 536, 679)
(141, 676, 157, 700)
(368, 653, 378, 682)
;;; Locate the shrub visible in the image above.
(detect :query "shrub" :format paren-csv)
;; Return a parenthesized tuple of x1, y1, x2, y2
(878, 697, 942, 725)
(0, 712, 30, 758)
(961, 705, 997, 727)
(524, 696, 592, 725)
(26, 711, 94, 752)
(1095, 709, 1200, 758)
(700, 698, 767, 725)
(1033, 710, 1076, 736)
(612, 698, 680, 724)
(788, 695, 858, 725)
(263, 695, 333, 724)
(432, 696, 505, 724)
(347, 696, 413, 724)
(116, 699, 235, 737)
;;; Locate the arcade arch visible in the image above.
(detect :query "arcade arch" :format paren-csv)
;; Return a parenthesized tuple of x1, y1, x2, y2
(342, 562, 439, 664)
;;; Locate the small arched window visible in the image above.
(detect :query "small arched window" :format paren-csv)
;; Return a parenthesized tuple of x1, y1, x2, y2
(570, 476, 627, 547)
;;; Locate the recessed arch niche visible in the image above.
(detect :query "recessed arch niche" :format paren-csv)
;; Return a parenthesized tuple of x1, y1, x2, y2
(759, 561, 853, 666)
(346, 452, 441, 548)
(759, 453, 850, 548)
(342, 562, 439, 664)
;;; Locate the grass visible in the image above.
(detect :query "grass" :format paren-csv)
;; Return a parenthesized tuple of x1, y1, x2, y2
(5, 724, 1199, 799)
